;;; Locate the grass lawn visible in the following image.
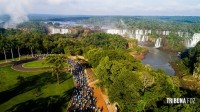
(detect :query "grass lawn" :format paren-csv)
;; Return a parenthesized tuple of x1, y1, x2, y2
(23, 59, 70, 68)
(0, 65, 74, 112)
(23, 60, 51, 68)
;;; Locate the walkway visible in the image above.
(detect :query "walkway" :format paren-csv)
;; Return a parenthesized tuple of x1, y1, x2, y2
(88, 80, 109, 112)
(0, 58, 49, 72)
(86, 69, 116, 112)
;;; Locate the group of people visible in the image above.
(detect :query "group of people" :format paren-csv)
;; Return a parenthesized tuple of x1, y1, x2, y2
(67, 59, 99, 112)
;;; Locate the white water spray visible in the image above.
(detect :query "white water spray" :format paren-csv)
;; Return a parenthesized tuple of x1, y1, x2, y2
(185, 33, 200, 48)
(0, 0, 31, 28)
(155, 38, 162, 48)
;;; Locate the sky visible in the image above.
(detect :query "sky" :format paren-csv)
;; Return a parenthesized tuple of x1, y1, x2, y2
(0, 0, 200, 16)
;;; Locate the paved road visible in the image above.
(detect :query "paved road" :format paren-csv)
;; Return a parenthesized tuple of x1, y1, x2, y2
(0, 58, 49, 72)
(0, 62, 13, 67)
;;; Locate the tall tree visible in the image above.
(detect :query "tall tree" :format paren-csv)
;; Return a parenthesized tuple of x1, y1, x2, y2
(45, 54, 66, 84)
(0, 37, 8, 62)
(43, 35, 53, 54)
(7, 36, 15, 61)
(15, 34, 23, 60)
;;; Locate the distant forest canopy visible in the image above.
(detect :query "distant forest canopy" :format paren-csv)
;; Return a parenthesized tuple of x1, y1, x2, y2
(82, 16, 200, 33)
(1, 15, 200, 33)
(0, 15, 200, 53)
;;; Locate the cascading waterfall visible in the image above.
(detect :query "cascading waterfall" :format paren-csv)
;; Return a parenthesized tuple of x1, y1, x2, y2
(141, 35, 145, 42)
(185, 33, 200, 48)
(154, 38, 162, 48)
(134, 29, 151, 42)
(105, 28, 200, 49)
(106, 29, 152, 43)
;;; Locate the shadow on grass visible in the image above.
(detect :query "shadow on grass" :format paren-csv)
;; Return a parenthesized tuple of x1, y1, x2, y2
(0, 72, 71, 104)
(6, 88, 74, 112)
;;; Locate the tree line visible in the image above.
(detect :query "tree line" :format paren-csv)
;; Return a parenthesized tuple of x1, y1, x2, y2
(0, 28, 131, 61)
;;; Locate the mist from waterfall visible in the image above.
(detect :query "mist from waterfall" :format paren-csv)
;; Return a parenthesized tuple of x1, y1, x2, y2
(0, 0, 31, 28)
(155, 38, 162, 48)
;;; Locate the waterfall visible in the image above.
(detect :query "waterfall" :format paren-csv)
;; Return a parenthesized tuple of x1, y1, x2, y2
(185, 33, 200, 48)
(141, 35, 145, 42)
(155, 38, 162, 48)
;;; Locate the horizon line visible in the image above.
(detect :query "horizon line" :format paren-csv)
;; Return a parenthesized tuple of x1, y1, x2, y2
(1, 14, 200, 17)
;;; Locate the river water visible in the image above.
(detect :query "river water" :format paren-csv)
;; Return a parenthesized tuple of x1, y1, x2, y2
(142, 47, 179, 76)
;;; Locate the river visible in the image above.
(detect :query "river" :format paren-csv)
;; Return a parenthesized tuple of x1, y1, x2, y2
(142, 47, 179, 76)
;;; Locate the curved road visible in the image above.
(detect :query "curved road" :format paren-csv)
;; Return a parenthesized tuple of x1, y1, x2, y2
(0, 58, 49, 72)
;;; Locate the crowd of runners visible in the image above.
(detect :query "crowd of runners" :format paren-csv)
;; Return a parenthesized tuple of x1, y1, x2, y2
(67, 58, 99, 112)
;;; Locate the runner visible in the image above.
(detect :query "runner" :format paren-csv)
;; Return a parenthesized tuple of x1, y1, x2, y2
(67, 59, 98, 112)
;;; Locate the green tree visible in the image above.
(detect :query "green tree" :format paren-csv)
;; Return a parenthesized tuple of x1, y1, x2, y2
(46, 55, 66, 84)
(43, 35, 53, 54)
(0, 37, 9, 62)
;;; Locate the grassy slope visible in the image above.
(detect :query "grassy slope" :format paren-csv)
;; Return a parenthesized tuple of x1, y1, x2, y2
(0, 65, 74, 112)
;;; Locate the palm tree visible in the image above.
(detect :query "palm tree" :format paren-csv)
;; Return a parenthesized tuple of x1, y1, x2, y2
(15, 35, 23, 60)
(43, 35, 52, 54)
(0, 37, 8, 62)
(3, 47, 7, 62)
(7, 36, 15, 61)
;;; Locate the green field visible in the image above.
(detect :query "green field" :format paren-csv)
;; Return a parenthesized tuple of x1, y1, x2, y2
(23, 60, 51, 68)
(23, 59, 69, 68)
(0, 65, 74, 112)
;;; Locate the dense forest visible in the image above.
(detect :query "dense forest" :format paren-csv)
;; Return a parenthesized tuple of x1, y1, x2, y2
(175, 42, 200, 79)
(84, 38, 200, 111)
(0, 27, 135, 60)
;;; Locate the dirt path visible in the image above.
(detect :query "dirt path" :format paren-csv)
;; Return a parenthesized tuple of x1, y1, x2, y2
(84, 65, 118, 112)
(102, 93, 117, 112)
(89, 80, 109, 112)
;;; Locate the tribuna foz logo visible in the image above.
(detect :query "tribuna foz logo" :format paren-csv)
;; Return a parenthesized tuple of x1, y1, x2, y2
(166, 98, 196, 104)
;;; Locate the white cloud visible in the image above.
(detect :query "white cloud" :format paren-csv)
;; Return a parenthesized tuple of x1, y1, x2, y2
(0, 0, 200, 16)
(47, 0, 66, 5)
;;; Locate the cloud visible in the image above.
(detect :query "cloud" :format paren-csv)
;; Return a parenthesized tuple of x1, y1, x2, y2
(47, 0, 66, 5)
(0, 0, 200, 20)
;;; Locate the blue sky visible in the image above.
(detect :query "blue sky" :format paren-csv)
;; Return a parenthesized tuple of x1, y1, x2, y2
(0, 0, 200, 16)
